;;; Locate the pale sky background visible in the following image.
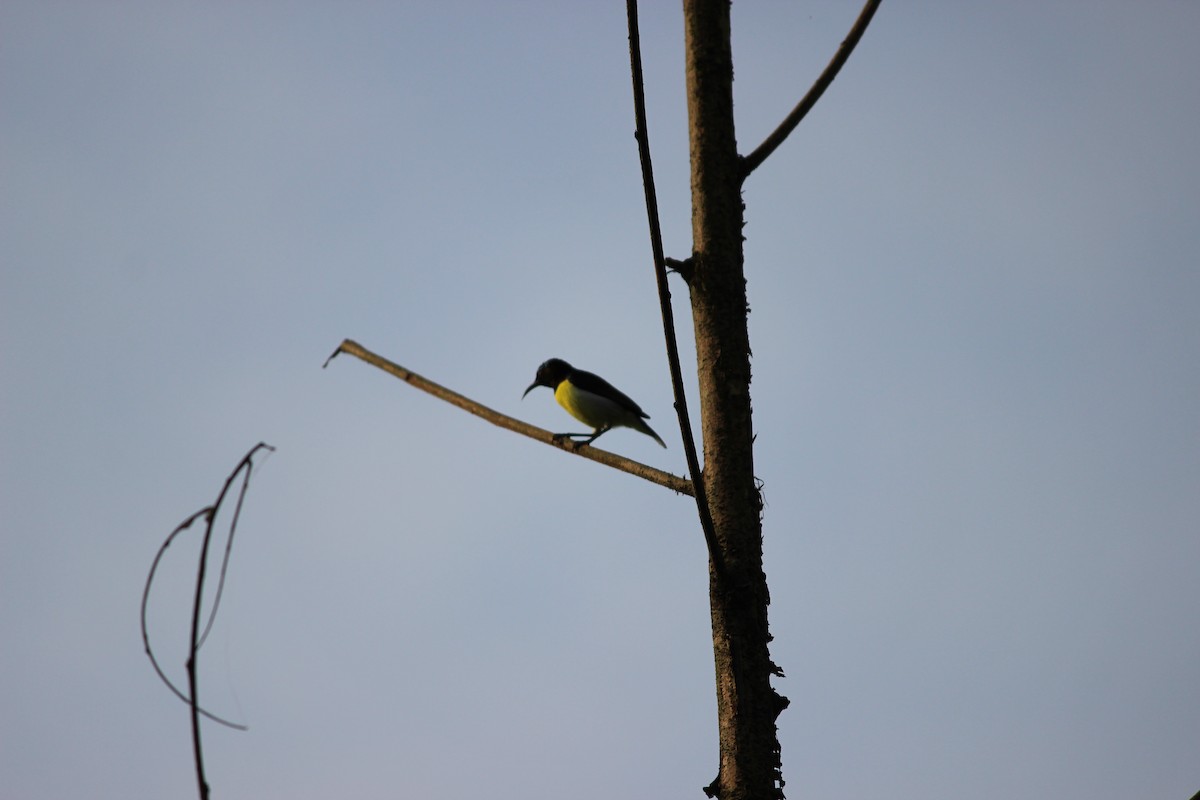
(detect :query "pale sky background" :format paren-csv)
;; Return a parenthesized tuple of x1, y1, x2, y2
(2, 2, 1198, 799)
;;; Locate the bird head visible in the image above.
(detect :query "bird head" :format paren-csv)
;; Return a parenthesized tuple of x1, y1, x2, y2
(522, 358, 572, 398)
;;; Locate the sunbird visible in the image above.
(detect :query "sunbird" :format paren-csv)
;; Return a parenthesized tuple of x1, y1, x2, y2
(522, 358, 666, 448)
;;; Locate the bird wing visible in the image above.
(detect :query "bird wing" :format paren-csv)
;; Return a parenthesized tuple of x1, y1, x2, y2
(569, 368, 651, 419)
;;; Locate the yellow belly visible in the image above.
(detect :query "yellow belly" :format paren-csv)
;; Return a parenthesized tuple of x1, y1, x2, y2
(554, 379, 624, 430)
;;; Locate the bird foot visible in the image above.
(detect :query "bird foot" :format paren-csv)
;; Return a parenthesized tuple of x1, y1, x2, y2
(551, 432, 590, 450)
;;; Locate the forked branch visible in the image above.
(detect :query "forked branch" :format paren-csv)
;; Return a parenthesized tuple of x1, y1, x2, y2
(142, 441, 273, 800)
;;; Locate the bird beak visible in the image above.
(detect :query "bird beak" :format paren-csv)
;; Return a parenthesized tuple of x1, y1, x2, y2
(522, 381, 538, 399)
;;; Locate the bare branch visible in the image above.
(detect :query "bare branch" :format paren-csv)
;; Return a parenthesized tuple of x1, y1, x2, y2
(142, 443, 272, 799)
(141, 509, 249, 731)
(186, 442, 272, 800)
(325, 339, 694, 496)
(625, 0, 722, 565)
(739, 0, 883, 180)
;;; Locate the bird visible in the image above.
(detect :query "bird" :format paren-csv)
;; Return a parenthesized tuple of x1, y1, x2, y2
(522, 358, 666, 448)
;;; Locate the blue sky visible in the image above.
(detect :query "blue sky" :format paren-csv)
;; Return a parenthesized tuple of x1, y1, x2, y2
(2, 2, 1198, 798)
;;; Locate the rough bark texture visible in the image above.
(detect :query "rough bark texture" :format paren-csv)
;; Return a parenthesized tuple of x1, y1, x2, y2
(683, 1, 788, 798)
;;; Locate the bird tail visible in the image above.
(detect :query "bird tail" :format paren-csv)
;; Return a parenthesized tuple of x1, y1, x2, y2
(633, 418, 667, 448)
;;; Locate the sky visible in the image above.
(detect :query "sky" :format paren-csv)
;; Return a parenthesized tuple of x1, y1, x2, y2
(2, 2, 1198, 799)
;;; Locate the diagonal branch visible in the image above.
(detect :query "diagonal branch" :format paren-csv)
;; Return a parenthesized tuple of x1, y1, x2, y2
(325, 339, 694, 496)
(739, 0, 883, 181)
(626, 0, 721, 566)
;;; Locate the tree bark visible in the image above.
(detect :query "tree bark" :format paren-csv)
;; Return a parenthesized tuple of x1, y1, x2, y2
(682, 1, 788, 798)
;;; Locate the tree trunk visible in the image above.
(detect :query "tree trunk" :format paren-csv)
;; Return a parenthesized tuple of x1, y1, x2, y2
(682, 1, 788, 798)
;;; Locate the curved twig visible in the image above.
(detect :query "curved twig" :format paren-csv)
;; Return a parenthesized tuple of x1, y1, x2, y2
(142, 444, 272, 798)
(187, 442, 273, 799)
(141, 510, 248, 731)
(739, 0, 883, 180)
(625, 0, 722, 566)
(325, 340, 694, 496)
(196, 459, 257, 649)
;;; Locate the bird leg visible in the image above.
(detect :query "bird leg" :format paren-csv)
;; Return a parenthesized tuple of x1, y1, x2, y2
(583, 426, 611, 445)
(550, 427, 611, 450)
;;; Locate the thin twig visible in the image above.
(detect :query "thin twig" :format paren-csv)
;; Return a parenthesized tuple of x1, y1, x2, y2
(141, 510, 249, 731)
(197, 456, 257, 649)
(188, 443, 273, 800)
(325, 340, 694, 496)
(739, 0, 883, 180)
(625, 0, 722, 566)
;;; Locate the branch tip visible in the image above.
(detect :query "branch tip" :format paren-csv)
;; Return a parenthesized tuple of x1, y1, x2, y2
(740, 0, 882, 180)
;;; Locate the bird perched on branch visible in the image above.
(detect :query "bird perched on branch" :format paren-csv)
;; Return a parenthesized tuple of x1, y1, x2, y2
(522, 358, 666, 448)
